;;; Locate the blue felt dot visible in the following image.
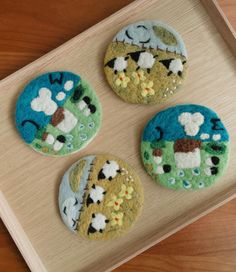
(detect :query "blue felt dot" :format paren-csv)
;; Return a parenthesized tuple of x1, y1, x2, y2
(67, 143, 73, 150)
(192, 168, 200, 176)
(88, 121, 95, 129)
(198, 181, 205, 188)
(183, 180, 191, 189)
(80, 134, 87, 141)
(168, 177, 176, 185)
(177, 169, 185, 177)
(66, 134, 73, 142)
(78, 123, 85, 130)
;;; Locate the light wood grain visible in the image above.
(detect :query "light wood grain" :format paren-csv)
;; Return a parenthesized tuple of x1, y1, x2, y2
(201, 0, 236, 57)
(0, 0, 236, 271)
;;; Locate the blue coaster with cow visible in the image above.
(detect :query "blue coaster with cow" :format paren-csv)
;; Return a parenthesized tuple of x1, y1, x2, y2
(15, 71, 102, 156)
(141, 104, 230, 190)
(104, 20, 188, 104)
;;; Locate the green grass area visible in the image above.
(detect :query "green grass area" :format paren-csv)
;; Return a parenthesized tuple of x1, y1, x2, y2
(141, 140, 229, 190)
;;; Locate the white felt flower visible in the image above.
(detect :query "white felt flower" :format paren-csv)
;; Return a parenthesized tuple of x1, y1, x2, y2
(31, 87, 57, 116)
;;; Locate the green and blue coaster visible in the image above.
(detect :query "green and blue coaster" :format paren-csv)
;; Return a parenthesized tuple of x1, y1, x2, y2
(104, 20, 188, 104)
(58, 154, 143, 240)
(15, 71, 102, 156)
(141, 104, 230, 190)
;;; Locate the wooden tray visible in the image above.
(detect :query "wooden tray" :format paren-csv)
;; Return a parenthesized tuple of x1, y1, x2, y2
(0, 0, 236, 271)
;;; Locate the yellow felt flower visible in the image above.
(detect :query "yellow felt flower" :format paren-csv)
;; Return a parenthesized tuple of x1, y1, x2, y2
(141, 81, 155, 97)
(115, 72, 130, 88)
(111, 212, 123, 226)
(107, 195, 123, 211)
(119, 184, 134, 200)
(132, 70, 146, 85)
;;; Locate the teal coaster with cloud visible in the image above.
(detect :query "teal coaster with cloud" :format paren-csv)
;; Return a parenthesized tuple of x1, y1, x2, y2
(15, 71, 102, 156)
(141, 104, 230, 190)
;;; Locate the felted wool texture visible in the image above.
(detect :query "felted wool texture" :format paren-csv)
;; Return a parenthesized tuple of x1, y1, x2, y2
(58, 154, 144, 240)
(15, 71, 102, 156)
(141, 104, 230, 190)
(104, 21, 188, 104)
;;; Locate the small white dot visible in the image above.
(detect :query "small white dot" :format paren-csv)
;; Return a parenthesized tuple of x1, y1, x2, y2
(64, 80, 74, 91)
(213, 134, 221, 141)
(200, 133, 209, 140)
(56, 92, 66, 101)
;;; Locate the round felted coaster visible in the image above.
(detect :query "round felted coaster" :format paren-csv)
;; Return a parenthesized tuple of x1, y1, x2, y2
(58, 155, 143, 240)
(141, 104, 230, 190)
(104, 21, 188, 104)
(15, 71, 102, 156)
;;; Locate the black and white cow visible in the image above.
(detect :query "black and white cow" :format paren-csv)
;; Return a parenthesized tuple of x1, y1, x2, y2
(77, 96, 96, 116)
(205, 156, 220, 176)
(42, 133, 66, 152)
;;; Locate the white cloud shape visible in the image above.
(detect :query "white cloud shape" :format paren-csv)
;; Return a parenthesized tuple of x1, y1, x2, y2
(31, 88, 58, 116)
(178, 112, 204, 136)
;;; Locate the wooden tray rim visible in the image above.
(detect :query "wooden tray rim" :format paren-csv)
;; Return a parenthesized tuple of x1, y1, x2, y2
(0, 0, 236, 271)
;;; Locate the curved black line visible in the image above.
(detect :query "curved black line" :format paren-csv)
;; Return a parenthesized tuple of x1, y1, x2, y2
(74, 198, 78, 206)
(125, 29, 133, 40)
(21, 119, 40, 130)
(63, 206, 67, 215)
(139, 38, 151, 44)
(137, 25, 148, 30)
(155, 126, 163, 141)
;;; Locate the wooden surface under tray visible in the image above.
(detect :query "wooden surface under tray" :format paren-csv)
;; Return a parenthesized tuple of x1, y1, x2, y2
(0, 0, 236, 271)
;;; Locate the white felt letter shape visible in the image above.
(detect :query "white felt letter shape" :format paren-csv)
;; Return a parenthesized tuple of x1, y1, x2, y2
(31, 88, 57, 116)
(178, 112, 204, 136)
